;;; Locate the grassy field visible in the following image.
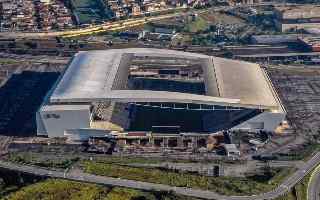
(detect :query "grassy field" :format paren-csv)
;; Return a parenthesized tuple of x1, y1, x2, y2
(0, 59, 20, 64)
(183, 9, 245, 33)
(5, 179, 109, 200)
(7, 153, 79, 169)
(4, 179, 200, 200)
(185, 17, 208, 33)
(71, 0, 110, 24)
(200, 10, 245, 25)
(83, 161, 294, 196)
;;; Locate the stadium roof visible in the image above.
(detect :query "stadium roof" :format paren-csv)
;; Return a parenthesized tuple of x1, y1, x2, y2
(49, 48, 280, 110)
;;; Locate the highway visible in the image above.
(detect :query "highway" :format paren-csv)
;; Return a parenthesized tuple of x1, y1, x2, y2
(308, 163, 320, 200)
(1, 152, 320, 200)
(0, 8, 203, 39)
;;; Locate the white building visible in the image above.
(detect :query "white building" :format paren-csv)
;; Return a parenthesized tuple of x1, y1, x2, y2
(37, 48, 286, 138)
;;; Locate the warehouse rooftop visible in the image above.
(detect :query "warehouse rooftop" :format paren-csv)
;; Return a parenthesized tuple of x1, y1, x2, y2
(274, 5, 320, 19)
(49, 48, 280, 110)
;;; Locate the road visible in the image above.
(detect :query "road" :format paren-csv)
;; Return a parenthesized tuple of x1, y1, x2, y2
(0, 53, 69, 64)
(1, 152, 320, 200)
(308, 163, 320, 200)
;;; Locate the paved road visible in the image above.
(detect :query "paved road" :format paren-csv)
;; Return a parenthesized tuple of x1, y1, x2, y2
(0, 53, 69, 64)
(0, 152, 320, 200)
(308, 164, 320, 200)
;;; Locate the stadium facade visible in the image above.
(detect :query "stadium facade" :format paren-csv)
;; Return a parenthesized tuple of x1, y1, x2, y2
(36, 48, 286, 138)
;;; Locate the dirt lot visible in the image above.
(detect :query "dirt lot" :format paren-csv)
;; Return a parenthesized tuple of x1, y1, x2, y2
(200, 10, 246, 25)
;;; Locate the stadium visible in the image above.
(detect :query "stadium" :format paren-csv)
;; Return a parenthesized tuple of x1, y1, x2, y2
(36, 48, 286, 138)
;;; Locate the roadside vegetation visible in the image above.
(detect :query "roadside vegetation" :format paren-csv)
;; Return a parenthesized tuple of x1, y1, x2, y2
(83, 161, 294, 196)
(91, 155, 225, 165)
(5, 179, 109, 200)
(274, 173, 311, 200)
(6, 151, 245, 167)
(0, 184, 19, 199)
(91, 156, 166, 165)
(4, 179, 200, 200)
(0, 169, 43, 199)
(0, 59, 20, 65)
(7, 153, 79, 169)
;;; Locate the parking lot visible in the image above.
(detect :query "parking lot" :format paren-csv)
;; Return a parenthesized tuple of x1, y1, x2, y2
(0, 57, 65, 136)
(267, 66, 320, 135)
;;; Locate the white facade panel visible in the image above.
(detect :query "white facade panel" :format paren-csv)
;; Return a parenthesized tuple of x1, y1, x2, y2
(231, 111, 286, 132)
(38, 105, 90, 138)
(36, 112, 47, 136)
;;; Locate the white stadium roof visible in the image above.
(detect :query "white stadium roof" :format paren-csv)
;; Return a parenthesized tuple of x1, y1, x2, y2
(49, 48, 280, 110)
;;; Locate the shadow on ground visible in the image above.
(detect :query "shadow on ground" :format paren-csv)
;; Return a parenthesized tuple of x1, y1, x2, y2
(0, 71, 60, 136)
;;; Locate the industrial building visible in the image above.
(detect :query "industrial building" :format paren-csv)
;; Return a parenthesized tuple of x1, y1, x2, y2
(227, 0, 261, 6)
(36, 48, 286, 138)
(274, 5, 320, 32)
(251, 34, 300, 44)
